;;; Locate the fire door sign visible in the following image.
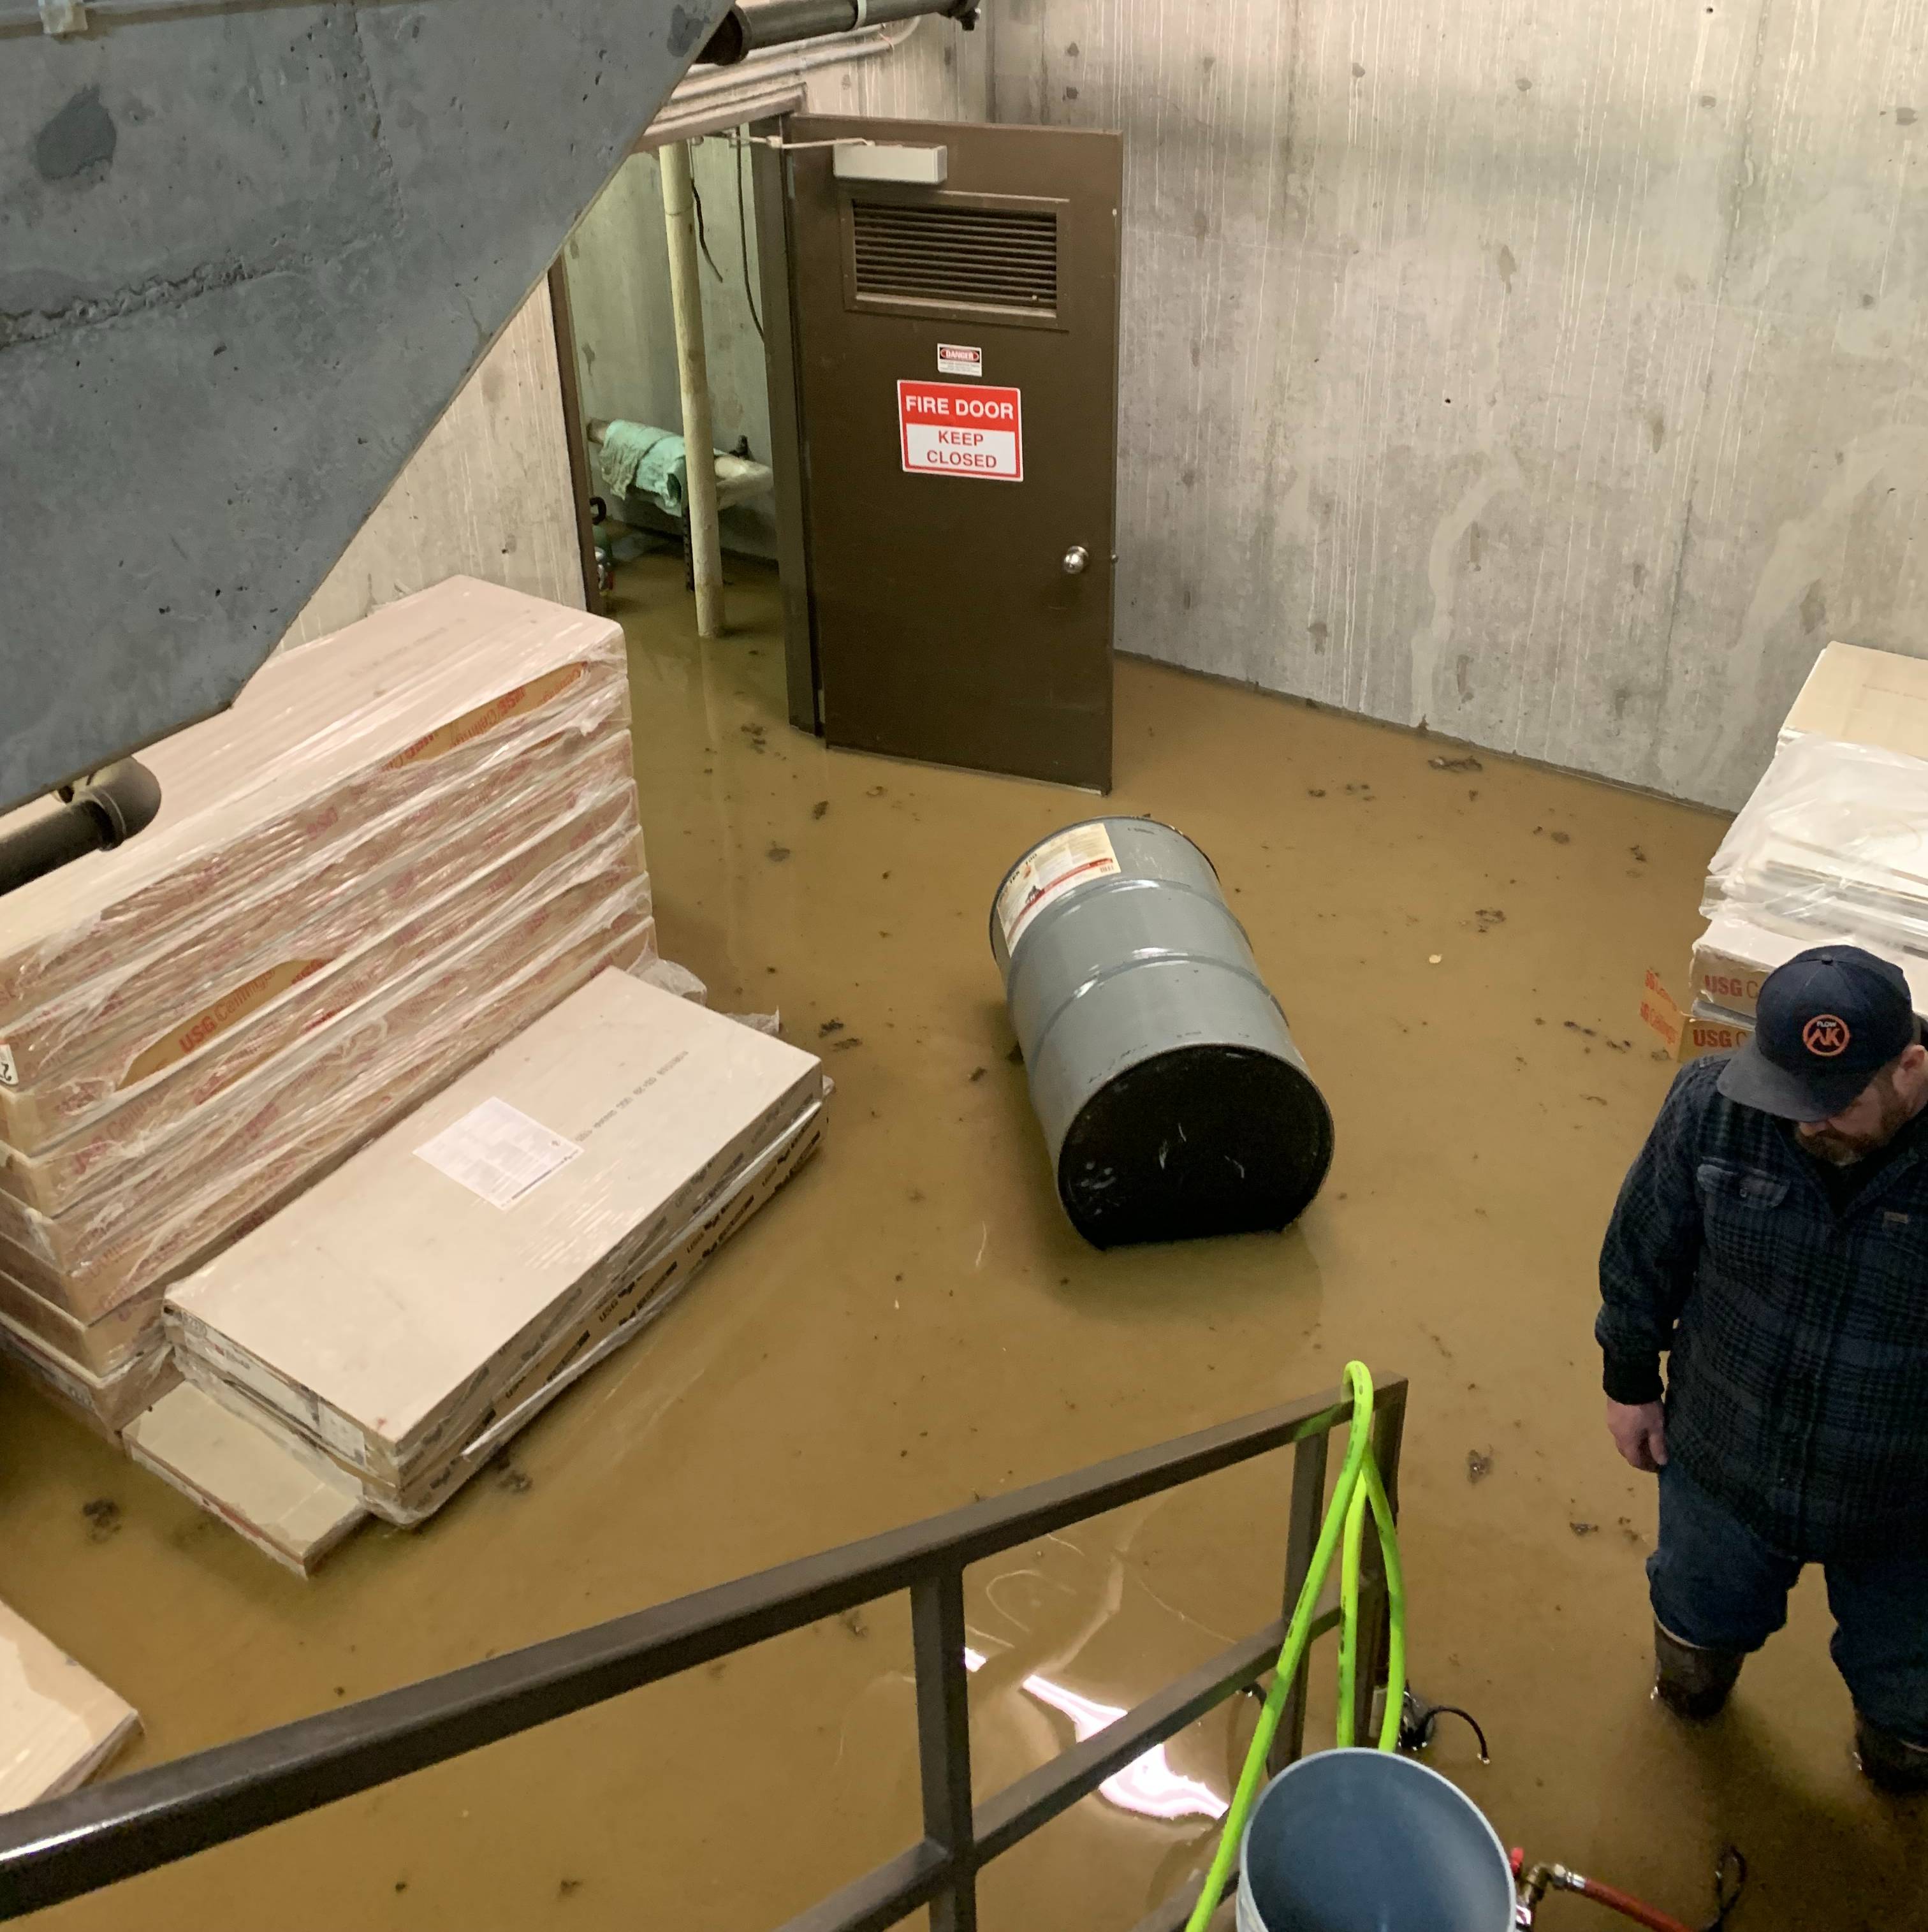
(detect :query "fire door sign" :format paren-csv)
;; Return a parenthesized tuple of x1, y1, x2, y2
(898, 380, 1023, 482)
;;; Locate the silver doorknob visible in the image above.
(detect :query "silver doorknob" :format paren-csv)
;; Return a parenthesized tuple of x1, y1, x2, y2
(1062, 545, 1090, 575)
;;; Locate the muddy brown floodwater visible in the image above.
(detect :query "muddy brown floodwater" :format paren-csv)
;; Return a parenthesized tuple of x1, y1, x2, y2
(3, 552, 1924, 1929)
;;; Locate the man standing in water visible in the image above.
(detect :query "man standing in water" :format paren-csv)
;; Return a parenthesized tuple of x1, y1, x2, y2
(1598, 946, 1928, 1790)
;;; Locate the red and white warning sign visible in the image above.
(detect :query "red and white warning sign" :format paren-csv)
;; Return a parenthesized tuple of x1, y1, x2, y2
(898, 380, 1023, 481)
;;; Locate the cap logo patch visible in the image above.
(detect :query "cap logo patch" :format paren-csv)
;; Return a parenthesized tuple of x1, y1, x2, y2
(1803, 1014, 1851, 1058)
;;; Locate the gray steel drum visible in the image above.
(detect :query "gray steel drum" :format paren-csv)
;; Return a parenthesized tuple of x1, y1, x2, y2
(989, 818, 1333, 1248)
(1236, 1750, 1516, 1932)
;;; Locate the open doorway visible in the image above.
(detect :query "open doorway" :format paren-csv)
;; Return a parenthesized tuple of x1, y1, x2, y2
(562, 131, 780, 618)
(564, 112, 1123, 794)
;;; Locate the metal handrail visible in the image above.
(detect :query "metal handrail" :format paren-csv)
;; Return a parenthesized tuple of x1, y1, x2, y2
(0, 1373, 1406, 1929)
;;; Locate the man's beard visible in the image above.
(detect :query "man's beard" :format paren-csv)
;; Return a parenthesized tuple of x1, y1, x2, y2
(1797, 1083, 1915, 1166)
(1799, 1127, 1869, 1166)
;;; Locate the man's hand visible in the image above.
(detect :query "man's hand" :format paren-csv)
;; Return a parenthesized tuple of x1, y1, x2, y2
(1607, 1399, 1669, 1472)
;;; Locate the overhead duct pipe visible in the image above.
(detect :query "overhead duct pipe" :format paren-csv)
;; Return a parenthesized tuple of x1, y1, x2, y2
(697, 0, 978, 65)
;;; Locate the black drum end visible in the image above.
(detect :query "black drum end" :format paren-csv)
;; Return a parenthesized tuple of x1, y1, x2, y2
(1055, 1045, 1334, 1249)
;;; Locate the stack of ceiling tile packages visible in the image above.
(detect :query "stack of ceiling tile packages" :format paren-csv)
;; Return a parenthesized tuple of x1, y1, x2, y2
(1677, 644, 1928, 1057)
(0, 574, 828, 1573)
(0, 578, 653, 1451)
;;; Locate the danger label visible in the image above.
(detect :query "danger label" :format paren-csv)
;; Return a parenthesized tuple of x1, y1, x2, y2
(899, 381, 1023, 481)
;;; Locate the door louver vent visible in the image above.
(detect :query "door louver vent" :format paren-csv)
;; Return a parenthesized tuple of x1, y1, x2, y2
(850, 201, 1058, 314)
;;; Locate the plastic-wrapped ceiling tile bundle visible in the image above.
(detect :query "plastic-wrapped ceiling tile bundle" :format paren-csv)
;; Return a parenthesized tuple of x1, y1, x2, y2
(0, 744, 639, 1152)
(0, 859, 654, 1316)
(0, 577, 654, 1436)
(165, 973, 828, 1528)
(0, 578, 632, 1028)
(1702, 735, 1928, 958)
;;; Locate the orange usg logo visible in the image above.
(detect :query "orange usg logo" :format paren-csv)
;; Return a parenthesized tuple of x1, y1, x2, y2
(1803, 1014, 1851, 1057)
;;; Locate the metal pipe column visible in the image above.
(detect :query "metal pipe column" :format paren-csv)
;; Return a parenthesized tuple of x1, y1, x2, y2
(658, 140, 726, 638)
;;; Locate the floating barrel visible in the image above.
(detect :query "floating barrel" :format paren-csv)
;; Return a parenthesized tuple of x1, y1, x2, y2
(989, 818, 1334, 1249)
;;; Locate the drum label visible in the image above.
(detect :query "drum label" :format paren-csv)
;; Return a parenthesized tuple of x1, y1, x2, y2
(997, 824, 1120, 954)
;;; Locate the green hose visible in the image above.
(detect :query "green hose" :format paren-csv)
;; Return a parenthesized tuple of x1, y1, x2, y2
(1183, 1361, 1408, 1932)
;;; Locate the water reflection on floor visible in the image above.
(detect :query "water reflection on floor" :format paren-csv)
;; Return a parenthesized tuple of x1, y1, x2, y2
(3, 553, 1922, 1929)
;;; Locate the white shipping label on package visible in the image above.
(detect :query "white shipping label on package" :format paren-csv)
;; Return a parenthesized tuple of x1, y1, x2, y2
(414, 1097, 582, 1211)
(996, 824, 1121, 955)
(0, 1044, 13, 1087)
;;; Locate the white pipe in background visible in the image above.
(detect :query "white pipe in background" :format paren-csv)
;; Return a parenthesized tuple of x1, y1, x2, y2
(658, 140, 726, 640)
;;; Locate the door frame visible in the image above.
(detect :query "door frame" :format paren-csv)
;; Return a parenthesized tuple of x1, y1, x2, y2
(750, 122, 823, 736)
(753, 114, 1122, 784)
(545, 258, 602, 618)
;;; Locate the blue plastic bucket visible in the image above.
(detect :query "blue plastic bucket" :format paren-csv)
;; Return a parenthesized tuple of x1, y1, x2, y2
(1235, 1749, 1514, 1932)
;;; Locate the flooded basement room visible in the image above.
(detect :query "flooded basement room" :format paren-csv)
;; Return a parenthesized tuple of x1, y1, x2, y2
(6, 7, 1928, 1929)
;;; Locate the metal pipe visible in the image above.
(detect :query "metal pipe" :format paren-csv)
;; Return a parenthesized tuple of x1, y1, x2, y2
(639, 25, 901, 149)
(0, 803, 103, 898)
(657, 140, 726, 639)
(639, 85, 808, 149)
(660, 13, 913, 103)
(0, 759, 161, 896)
(637, 18, 916, 147)
(1519, 1861, 1554, 1926)
(697, 0, 975, 65)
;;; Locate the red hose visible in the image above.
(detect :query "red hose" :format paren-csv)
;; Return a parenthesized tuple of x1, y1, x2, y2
(1570, 1873, 1698, 1932)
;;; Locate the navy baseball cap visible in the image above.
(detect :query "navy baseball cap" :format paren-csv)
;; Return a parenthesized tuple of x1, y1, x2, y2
(1719, 945, 1918, 1122)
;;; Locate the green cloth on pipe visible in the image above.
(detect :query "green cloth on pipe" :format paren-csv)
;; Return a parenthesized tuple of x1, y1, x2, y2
(597, 420, 689, 516)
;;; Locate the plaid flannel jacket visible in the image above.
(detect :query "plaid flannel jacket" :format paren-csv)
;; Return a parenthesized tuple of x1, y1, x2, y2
(1597, 1057, 1928, 1558)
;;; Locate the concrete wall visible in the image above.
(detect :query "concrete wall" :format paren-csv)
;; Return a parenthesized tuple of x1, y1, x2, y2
(281, 283, 583, 648)
(562, 18, 992, 562)
(992, 0, 1928, 810)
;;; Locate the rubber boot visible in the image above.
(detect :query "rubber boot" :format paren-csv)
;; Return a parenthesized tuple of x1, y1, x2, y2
(1653, 1620, 1743, 1720)
(1855, 1713, 1928, 1794)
